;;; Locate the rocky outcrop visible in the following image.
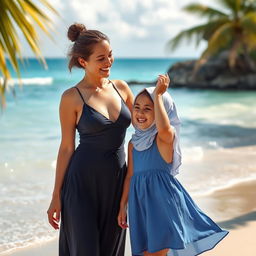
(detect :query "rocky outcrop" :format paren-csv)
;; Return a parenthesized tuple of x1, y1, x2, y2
(167, 54, 256, 90)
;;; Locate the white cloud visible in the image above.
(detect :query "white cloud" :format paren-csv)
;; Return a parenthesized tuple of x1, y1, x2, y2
(119, 0, 153, 13)
(139, 0, 154, 9)
(140, 7, 181, 26)
(109, 19, 148, 39)
(119, 0, 139, 13)
(69, 0, 113, 25)
(61, 0, 148, 39)
(20, 0, 220, 57)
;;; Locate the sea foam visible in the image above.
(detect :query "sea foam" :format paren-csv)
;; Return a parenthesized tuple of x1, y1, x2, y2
(0, 77, 53, 86)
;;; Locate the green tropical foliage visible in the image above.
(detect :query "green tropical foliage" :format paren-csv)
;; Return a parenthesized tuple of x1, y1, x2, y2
(167, 0, 256, 72)
(0, 0, 58, 107)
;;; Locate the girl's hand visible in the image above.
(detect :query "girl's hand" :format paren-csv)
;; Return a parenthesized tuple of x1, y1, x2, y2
(47, 195, 61, 230)
(155, 74, 170, 96)
(117, 206, 128, 229)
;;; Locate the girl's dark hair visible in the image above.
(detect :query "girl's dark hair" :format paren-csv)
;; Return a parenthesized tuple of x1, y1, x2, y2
(67, 23, 109, 71)
(135, 90, 154, 103)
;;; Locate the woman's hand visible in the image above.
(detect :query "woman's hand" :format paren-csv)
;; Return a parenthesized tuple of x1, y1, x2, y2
(47, 195, 61, 230)
(155, 74, 170, 96)
(117, 206, 128, 229)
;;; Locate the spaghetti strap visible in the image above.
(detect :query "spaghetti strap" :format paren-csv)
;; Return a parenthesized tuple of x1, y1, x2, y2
(74, 87, 85, 104)
(109, 80, 125, 103)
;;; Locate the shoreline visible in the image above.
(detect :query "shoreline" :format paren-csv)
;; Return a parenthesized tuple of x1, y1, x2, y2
(1, 178, 256, 256)
(194, 178, 256, 222)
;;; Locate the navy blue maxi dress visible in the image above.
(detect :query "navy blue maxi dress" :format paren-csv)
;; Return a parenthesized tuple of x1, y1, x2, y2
(59, 82, 131, 256)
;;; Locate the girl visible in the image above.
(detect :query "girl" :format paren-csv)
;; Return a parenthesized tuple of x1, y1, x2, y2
(118, 74, 228, 256)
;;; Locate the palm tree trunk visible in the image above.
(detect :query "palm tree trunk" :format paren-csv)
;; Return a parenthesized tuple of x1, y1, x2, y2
(228, 38, 240, 71)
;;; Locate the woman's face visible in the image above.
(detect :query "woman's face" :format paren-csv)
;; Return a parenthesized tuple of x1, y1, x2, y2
(84, 40, 114, 78)
(132, 93, 155, 130)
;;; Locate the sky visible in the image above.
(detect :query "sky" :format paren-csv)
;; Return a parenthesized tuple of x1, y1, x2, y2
(20, 0, 220, 58)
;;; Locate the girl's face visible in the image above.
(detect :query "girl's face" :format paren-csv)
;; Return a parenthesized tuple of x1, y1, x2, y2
(132, 93, 155, 130)
(84, 40, 114, 78)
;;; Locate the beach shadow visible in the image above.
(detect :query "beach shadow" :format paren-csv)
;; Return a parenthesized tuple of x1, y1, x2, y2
(217, 211, 256, 230)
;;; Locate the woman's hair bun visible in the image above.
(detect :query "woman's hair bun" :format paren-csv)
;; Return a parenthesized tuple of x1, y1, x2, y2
(67, 23, 87, 42)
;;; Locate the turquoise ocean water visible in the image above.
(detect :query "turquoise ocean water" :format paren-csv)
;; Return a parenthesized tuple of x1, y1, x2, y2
(0, 58, 256, 253)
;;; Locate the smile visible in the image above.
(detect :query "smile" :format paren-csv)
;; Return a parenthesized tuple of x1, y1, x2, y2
(100, 67, 111, 72)
(137, 118, 147, 123)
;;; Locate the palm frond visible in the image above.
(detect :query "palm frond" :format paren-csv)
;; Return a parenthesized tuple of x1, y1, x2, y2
(240, 11, 256, 33)
(216, 0, 241, 17)
(240, 11, 256, 51)
(202, 17, 231, 40)
(167, 24, 208, 51)
(243, 32, 256, 51)
(0, 3, 21, 75)
(184, 3, 228, 19)
(241, 0, 256, 13)
(202, 22, 234, 58)
(0, 0, 59, 108)
(0, 47, 11, 79)
(167, 18, 230, 51)
(4, 0, 48, 66)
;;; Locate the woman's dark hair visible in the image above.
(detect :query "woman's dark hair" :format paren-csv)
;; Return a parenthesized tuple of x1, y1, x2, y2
(67, 23, 109, 71)
(135, 90, 154, 104)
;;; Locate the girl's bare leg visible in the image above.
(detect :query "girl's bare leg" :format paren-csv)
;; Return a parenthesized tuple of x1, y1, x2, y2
(143, 248, 169, 256)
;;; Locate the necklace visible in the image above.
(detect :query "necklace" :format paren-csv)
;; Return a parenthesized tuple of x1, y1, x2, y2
(95, 86, 102, 92)
(82, 78, 108, 92)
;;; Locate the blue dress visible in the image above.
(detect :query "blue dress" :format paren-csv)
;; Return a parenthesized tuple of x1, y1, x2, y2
(128, 138, 228, 256)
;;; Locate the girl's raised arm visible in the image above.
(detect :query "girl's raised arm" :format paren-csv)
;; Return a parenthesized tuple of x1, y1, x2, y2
(154, 75, 175, 144)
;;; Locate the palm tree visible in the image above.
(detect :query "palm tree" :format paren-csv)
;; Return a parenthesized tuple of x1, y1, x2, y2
(0, 0, 58, 107)
(167, 0, 256, 73)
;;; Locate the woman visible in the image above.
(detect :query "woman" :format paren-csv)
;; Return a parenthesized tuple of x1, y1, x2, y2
(47, 23, 133, 256)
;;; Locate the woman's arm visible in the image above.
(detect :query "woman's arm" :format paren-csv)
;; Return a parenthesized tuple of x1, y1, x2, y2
(118, 141, 133, 229)
(47, 89, 77, 229)
(52, 91, 77, 196)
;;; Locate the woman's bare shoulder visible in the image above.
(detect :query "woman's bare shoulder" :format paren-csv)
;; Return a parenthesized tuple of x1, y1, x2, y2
(59, 87, 82, 112)
(112, 79, 129, 91)
(62, 86, 77, 97)
(112, 80, 134, 105)
(61, 86, 80, 101)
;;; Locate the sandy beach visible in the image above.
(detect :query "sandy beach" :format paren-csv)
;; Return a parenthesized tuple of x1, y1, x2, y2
(2, 179, 255, 256)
